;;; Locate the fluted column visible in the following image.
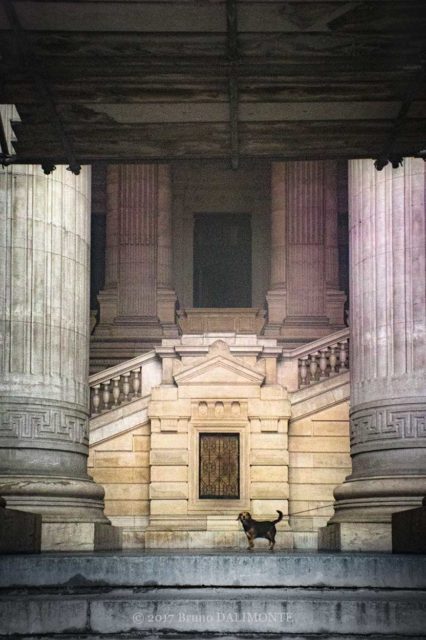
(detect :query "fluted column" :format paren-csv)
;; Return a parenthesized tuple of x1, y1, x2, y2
(265, 161, 346, 341)
(265, 163, 287, 327)
(0, 164, 111, 549)
(93, 164, 178, 367)
(321, 158, 426, 551)
(157, 164, 178, 333)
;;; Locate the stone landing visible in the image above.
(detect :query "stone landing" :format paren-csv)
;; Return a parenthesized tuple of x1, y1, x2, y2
(1, 551, 425, 638)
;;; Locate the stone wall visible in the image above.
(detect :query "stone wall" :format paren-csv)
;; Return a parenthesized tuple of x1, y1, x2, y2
(172, 161, 271, 309)
(88, 421, 150, 548)
(288, 402, 351, 548)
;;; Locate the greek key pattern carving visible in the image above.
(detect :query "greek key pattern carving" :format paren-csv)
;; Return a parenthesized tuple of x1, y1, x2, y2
(0, 406, 89, 445)
(351, 407, 426, 446)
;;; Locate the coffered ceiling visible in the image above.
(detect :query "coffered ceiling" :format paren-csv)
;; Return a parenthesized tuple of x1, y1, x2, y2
(0, 1, 425, 170)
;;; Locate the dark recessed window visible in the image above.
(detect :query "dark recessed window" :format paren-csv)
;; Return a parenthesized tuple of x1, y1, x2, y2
(193, 213, 252, 308)
(199, 433, 240, 499)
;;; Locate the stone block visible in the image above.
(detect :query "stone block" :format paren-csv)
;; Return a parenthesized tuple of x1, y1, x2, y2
(149, 482, 189, 499)
(250, 500, 288, 517)
(94, 451, 149, 467)
(150, 448, 189, 465)
(103, 483, 149, 500)
(312, 452, 351, 467)
(289, 452, 314, 467)
(251, 482, 289, 499)
(41, 521, 122, 551)
(289, 483, 336, 501)
(151, 433, 188, 449)
(151, 465, 188, 482)
(289, 467, 347, 484)
(313, 421, 349, 436)
(251, 433, 287, 449)
(105, 499, 149, 516)
(290, 421, 313, 436)
(132, 435, 150, 451)
(0, 505, 41, 553)
(251, 465, 288, 482)
(392, 505, 426, 553)
(94, 432, 134, 451)
(318, 522, 392, 552)
(150, 499, 188, 515)
(91, 467, 150, 483)
(250, 449, 289, 466)
(289, 436, 348, 452)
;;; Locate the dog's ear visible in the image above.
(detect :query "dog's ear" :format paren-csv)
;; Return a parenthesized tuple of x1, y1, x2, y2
(236, 513, 242, 521)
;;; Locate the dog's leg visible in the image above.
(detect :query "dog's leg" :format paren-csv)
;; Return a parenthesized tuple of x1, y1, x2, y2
(246, 534, 254, 551)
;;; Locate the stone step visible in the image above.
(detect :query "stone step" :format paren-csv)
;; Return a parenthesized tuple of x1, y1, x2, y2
(1, 550, 425, 589)
(1, 551, 425, 638)
(1, 587, 426, 636)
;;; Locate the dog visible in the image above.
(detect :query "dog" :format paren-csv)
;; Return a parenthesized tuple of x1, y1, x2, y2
(237, 510, 283, 551)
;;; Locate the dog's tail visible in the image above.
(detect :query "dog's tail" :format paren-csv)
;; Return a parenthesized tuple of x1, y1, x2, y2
(273, 510, 283, 524)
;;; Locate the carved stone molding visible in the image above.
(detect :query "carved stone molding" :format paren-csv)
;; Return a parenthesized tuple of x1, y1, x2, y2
(0, 400, 89, 451)
(350, 401, 426, 451)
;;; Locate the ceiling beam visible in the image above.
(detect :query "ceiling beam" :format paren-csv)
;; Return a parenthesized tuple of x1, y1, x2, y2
(226, 0, 239, 170)
(3, 0, 81, 174)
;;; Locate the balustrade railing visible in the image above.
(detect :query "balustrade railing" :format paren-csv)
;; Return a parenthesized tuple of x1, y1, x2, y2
(281, 328, 349, 390)
(89, 352, 158, 416)
(297, 338, 349, 387)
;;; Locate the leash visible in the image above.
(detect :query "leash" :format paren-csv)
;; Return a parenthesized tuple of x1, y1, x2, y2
(287, 502, 335, 517)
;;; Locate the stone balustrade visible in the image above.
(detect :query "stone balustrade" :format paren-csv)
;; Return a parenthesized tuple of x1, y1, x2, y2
(280, 328, 349, 391)
(89, 352, 157, 416)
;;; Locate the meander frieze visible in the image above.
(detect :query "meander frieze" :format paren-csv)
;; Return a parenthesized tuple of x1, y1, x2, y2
(0, 402, 89, 446)
(350, 403, 426, 448)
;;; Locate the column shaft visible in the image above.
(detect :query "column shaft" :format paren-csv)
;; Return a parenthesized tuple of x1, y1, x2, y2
(321, 158, 426, 550)
(0, 164, 106, 527)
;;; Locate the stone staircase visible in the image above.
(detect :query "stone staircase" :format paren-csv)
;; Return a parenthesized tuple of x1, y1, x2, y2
(1, 551, 425, 638)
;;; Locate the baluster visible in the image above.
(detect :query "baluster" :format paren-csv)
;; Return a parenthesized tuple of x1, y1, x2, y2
(309, 352, 318, 384)
(319, 348, 328, 380)
(91, 385, 101, 415)
(102, 380, 111, 411)
(299, 356, 309, 387)
(329, 344, 337, 376)
(112, 376, 121, 406)
(338, 340, 348, 372)
(132, 367, 141, 398)
(122, 372, 131, 402)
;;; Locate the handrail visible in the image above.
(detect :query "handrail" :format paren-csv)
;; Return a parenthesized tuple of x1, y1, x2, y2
(89, 350, 157, 386)
(280, 327, 349, 390)
(88, 350, 159, 417)
(282, 327, 349, 360)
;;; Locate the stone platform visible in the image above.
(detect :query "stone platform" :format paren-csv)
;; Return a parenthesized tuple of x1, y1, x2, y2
(1, 550, 426, 638)
(0, 549, 426, 640)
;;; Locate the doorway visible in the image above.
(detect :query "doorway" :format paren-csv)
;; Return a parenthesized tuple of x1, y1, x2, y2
(193, 213, 252, 307)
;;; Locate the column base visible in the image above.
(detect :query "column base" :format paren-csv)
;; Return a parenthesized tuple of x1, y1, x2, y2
(0, 498, 41, 553)
(42, 521, 122, 551)
(318, 522, 392, 552)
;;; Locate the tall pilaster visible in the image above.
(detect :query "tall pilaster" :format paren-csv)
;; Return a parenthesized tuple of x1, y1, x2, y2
(157, 164, 178, 334)
(93, 164, 178, 370)
(320, 158, 426, 551)
(265, 161, 346, 343)
(0, 164, 116, 550)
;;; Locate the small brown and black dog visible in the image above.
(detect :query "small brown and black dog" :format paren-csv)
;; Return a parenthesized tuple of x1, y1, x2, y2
(237, 510, 283, 551)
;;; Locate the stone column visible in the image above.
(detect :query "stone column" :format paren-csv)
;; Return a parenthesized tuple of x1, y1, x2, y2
(324, 160, 346, 324)
(0, 163, 117, 550)
(93, 164, 178, 368)
(319, 158, 426, 551)
(265, 163, 287, 331)
(265, 161, 346, 343)
(157, 164, 178, 335)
